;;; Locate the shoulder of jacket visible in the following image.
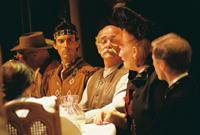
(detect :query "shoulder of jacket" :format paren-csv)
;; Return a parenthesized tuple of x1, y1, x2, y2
(77, 66, 102, 78)
(76, 61, 96, 72)
(43, 68, 56, 79)
(78, 66, 95, 75)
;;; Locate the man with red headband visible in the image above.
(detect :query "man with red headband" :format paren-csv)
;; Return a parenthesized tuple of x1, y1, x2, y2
(42, 22, 97, 102)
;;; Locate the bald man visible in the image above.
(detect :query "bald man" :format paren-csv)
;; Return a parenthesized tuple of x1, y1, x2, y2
(79, 25, 129, 123)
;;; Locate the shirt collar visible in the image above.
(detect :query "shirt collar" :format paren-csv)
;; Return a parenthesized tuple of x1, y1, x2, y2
(128, 65, 154, 88)
(168, 72, 188, 88)
(61, 57, 77, 69)
(103, 62, 123, 78)
(128, 65, 153, 81)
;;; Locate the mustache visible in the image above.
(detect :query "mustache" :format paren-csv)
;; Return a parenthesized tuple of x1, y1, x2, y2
(102, 48, 117, 54)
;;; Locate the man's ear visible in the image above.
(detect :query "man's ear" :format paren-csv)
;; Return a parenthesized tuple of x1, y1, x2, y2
(132, 46, 137, 59)
(53, 42, 57, 50)
(76, 39, 80, 49)
(160, 60, 166, 71)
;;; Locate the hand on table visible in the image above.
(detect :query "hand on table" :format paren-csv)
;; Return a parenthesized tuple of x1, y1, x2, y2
(94, 110, 112, 125)
(94, 110, 128, 130)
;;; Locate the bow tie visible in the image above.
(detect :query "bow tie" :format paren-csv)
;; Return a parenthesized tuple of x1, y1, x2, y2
(128, 70, 148, 80)
(128, 65, 154, 88)
(132, 72, 148, 88)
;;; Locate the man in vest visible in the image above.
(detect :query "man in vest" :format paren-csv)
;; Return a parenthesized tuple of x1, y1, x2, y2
(79, 25, 129, 123)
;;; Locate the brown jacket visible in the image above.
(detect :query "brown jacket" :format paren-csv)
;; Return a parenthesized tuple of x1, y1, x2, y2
(87, 64, 128, 110)
(28, 59, 60, 98)
(42, 58, 97, 103)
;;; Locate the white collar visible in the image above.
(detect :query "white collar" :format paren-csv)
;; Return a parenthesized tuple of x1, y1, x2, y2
(168, 72, 188, 88)
(103, 62, 123, 78)
(138, 65, 149, 73)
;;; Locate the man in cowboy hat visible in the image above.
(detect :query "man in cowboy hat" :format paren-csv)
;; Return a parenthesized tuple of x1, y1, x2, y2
(41, 21, 97, 103)
(11, 31, 60, 98)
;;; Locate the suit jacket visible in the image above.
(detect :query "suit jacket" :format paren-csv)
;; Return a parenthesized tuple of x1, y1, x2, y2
(148, 75, 200, 135)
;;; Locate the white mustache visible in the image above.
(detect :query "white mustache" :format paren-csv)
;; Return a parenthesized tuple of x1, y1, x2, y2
(102, 48, 117, 54)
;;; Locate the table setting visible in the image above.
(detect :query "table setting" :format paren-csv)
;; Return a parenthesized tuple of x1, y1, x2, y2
(57, 95, 116, 135)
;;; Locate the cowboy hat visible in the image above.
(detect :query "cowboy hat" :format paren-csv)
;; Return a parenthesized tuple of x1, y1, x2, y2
(11, 32, 53, 51)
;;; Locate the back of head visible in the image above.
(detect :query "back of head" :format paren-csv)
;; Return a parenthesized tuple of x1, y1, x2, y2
(2, 60, 34, 102)
(152, 33, 192, 74)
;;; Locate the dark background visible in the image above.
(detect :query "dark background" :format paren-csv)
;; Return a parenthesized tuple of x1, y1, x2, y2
(0, 0, 200, 84)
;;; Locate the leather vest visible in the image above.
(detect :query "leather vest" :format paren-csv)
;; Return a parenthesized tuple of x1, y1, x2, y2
(87, 64, 128, 110)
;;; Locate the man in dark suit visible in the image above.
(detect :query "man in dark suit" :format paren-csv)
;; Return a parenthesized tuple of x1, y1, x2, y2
(151, 33, 200, 135)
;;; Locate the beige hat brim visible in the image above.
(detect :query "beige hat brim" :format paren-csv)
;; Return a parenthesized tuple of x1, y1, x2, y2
(10, 38, 54, 51)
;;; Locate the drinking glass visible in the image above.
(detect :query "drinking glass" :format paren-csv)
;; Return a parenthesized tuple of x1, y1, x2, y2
(57, 95, 85, 129)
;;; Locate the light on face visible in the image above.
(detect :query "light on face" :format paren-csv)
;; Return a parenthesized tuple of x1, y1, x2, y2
(56, 35, 75, 46)
(98, 34, 118, 47)
(118, 46, 124, 57)
(152, 55, 156, 66)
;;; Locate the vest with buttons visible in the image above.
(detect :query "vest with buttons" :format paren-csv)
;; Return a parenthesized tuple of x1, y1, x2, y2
(87, 65, 128, 110)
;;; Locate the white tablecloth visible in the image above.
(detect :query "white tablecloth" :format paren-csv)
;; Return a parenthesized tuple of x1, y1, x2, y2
(82, 122, 116, 135)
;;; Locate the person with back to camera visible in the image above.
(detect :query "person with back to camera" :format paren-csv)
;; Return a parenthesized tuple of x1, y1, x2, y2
(94, 7, 168, 135)
(42, 15, 97, 103)
(151, 33, 200, 135)
(0, 44, 7, 135)
(78, 25, 129, 123)
(2, 60, 82, 135)
(10, 32, 60, 98)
